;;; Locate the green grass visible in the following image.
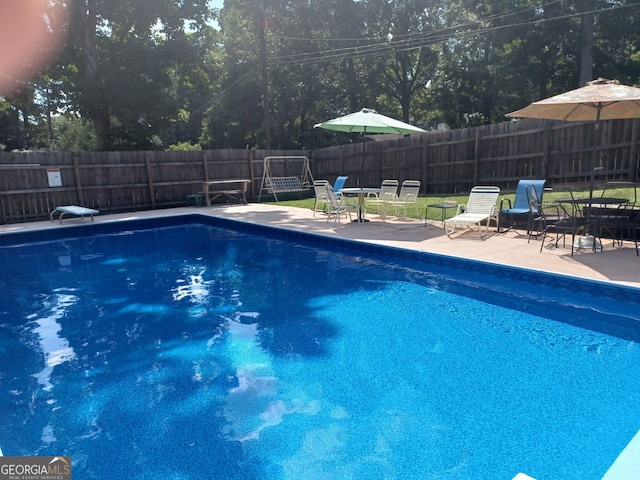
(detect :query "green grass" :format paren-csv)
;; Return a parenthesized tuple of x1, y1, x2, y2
(262, 185, 634, 221)
(264, 194, 489, 221)
(264, 194, 488, 220)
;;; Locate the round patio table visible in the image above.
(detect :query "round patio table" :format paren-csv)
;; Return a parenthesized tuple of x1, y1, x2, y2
(554, 197, 629, 251)
(555, 196, 628, 218)
(339, 187, 381, 223)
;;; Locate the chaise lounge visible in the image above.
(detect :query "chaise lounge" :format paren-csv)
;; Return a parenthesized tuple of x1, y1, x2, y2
(444, 186, 500, 239)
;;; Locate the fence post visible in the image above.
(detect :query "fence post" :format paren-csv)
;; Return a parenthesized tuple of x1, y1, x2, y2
(145, 155, 156, 209)
(203, 151, 209, 182)
(421, 138, 428, 193)
(542, 121, 551, 179)
(628, 118, 639, 181)
(473, 128, 480, 185)
(73, 154, 85, 205)
(248, 150, 256, 200)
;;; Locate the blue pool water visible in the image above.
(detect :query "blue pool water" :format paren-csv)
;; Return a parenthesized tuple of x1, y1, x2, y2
(1, 216, 640, 479)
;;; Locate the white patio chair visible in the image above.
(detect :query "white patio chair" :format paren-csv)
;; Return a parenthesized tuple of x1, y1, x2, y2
(312, 179, 331, 215)
(382, 180, 421, 219)
(365, 179, 399, 218)
(325, 184, 356, 223)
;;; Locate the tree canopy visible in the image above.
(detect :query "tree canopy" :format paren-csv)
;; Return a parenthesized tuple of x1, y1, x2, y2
(1, 0, 639, 151)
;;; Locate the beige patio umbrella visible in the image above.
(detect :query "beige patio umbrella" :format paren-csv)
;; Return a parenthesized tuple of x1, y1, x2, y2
(507, 78, 640, 197)
(507, 78, 640, 122)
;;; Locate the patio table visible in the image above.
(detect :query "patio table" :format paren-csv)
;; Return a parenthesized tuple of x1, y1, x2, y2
(554, 197, 628, 251)
(556, 196, 628, 220)
(425, 201, 458, 226)
(203, 179, 250, 206)
(339, 187, 381, 223)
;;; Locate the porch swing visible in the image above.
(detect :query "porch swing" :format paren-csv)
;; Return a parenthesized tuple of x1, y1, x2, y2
(258, 156, 314, 201)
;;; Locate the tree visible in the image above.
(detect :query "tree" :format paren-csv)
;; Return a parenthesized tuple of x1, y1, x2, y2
(428, 0, 582, 127)
(360, 0, 439, 124)
(590, 0, 640, 84)
(3, 0, 639, 152)
(50, 115, 97, 151)
(0, 87, 51, 151)
(56, 0, 216, 150)
(201, 0, 264, 149)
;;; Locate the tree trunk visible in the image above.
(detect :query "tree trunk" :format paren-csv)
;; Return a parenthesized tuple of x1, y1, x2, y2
(76, 0, 111, 150)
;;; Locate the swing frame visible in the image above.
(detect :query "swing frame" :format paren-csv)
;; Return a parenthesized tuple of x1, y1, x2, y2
(258, 156, 314, 201)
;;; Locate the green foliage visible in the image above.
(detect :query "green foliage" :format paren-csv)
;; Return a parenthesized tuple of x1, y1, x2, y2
(1, 0, 639, 151)
(0, 87, 50, 150)
(33, 0, 219, 151)
(51, 116, 97, 151)
(167, 141, 201, 151)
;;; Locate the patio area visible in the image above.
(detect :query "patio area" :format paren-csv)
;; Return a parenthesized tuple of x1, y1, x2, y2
(3, 203, 639, 289)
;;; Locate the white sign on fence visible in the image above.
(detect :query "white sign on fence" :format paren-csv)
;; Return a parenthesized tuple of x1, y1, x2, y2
(47, 168, 62, 187)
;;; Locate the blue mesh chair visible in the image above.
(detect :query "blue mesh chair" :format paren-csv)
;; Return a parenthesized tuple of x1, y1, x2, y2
(498, 179, 546, 232)
(333, 176, 348, 191)
(333, 176, 348, 199)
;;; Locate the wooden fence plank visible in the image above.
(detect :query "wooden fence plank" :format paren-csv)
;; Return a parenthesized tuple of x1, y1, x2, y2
(145, 155, 156, 209)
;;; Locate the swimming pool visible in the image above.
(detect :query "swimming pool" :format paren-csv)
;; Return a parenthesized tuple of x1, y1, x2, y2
(1, 215, 639, 479)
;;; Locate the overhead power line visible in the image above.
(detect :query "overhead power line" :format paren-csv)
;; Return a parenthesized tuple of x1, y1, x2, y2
(268, 0, 640, 67)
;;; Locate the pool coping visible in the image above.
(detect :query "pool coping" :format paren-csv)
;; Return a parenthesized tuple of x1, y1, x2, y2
(1, 211, 638, 294)
(3, 204, 640, 287)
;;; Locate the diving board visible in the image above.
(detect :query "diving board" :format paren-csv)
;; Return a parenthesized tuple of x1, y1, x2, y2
(50, 205, 100, 223)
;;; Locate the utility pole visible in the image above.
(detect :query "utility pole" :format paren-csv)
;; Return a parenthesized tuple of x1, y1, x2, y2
(579, 0, 595, 86)
(256, 0, 271, 149)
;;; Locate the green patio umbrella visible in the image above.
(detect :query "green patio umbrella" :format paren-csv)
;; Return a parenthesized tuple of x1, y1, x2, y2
(314, 108, 426, 185)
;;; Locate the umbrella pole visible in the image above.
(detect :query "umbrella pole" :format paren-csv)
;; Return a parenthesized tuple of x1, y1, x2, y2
(579, 107, 603, 251)
(589, 135, 596, 200)
(355, 131, 366, 222)
(359, 129, 366, 186)
(589, 106, 603, 200)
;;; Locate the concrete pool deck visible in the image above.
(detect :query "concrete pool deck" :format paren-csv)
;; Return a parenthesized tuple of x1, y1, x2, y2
(1, 203, 639, 289)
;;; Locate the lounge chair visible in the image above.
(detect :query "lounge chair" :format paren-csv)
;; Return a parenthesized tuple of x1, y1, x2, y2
(445, 186, 500, 238)
(333, 176, 348, 191)
(498, 179, 546, 232)
(50, 205, 100, 223)
(381, 180, 421, 219)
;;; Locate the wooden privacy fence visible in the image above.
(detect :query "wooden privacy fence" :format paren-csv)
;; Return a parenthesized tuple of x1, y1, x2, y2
(0, 118, 639, 223)
(0, 149, 308, 223)
(313, 117, 640, 194)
